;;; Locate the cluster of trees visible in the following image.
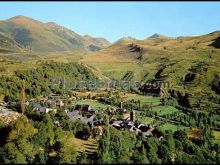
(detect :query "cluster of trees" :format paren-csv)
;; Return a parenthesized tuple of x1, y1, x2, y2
(0, 106, 91, 164)
(163, 111, 217, 129)
(0, 61, 97, 102)
(97, 119, 220, 164)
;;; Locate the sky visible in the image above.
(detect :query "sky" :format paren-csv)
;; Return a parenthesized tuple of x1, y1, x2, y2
(0, 2, 220, 42)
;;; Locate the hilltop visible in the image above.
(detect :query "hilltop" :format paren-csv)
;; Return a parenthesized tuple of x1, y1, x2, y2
(0, 15, 111, 53)
(148, 33, 171, 39)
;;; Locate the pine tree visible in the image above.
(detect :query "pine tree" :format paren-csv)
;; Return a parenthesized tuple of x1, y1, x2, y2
(20, 79, 26, 114)
(99, 115, 111, 163)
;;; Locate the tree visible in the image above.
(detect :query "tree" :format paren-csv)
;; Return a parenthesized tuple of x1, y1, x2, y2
(144, 137, 161, 164)
(20, 79, 26, 114)
(55, 131, 77, 164)
(2, 116, 38, 163)
(8, 115, 37, 141)
(32, 114, 55, 148)
(175, 152, 193, 164)
(133, 146, 150, 164)
(2, 142, 26, 164)
(99, 115, 111, 163)
(158, 143, 171, 164)
(34, 150, 47, 164)
(165, 131, 176, 162)
(77, 152, 89, 164)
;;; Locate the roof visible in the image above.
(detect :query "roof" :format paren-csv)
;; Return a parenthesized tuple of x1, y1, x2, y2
(82, 104, 90, 107)
(114, 120, 123, 125)
(112, 123, 121, 127)
(33, 103, 48, 112)
(116, 108, 125, 111)
(148, 128, 155, 132)
(88, 109, 96, 112)
(33, 103, 43, 109)
(39, 107, 47, 113)
(143, 131, 153, 137)
(139, 125, 148, 132)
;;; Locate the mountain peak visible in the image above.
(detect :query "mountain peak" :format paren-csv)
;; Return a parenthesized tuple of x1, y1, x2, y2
(149, 33, 159, 38)
(117, 36, 136, 42)
(8, 15, 35, 21)
(148, 33, 170, 39)
(7, 15, 43, 26)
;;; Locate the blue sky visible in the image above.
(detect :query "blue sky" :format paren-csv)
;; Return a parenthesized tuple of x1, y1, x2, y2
(0, 2, 220, 42)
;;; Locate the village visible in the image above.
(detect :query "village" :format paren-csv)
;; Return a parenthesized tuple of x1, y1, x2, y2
(0, 92, 164, 141)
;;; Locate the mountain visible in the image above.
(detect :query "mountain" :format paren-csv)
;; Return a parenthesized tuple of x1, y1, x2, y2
(83, 31, 220, 62)
(83, 35, 110, 51)
(82, 30, 220, 112)
(0, 15, 111, 53)
(148, 33, 170, 39)
(114, 36, 137, 44)
(84, 30, 220, 63)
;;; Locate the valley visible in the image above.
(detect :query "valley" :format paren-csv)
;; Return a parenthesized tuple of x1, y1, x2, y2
(0, 15, 220, 164)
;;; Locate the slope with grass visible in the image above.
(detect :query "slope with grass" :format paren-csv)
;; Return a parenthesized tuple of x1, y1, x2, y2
(0, 15, 110, 53)
(81, 31, 220, 114)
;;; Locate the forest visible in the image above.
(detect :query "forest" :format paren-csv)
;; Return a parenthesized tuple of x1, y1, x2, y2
(0, 108, 220, 164)
(0, 61, 97, 101)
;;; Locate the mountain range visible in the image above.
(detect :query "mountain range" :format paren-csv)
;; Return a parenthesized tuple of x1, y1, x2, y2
(0, 15, 110, 53)
(1, 15, 220, 55)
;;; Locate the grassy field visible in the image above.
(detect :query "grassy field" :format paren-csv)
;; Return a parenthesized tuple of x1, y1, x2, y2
(159, 123, 189, 132)
(125, 94, 161, 104)
(0, 58, 39, 76)
(136, 116, 155, 125)
(76, 100, 108, 110)
(213, 131, 220, 144)
(72, 136, 98, 153)
(83, 61, 147, 81)
(151, 106, 179, 116)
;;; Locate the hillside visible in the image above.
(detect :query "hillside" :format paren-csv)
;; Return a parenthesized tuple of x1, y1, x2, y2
(81, 31, 220, 112)
(0, 32, 24, 53)
(0, 15, 110, 53)
(82, 31, 220, 62)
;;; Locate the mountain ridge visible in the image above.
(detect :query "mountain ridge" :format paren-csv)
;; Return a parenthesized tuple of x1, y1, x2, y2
(148, 33, 170, 39)
(0, 15, 111, 53)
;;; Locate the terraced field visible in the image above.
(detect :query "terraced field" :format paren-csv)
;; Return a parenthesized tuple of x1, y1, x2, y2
(72, 137, 98, 154)
(213, 131, 220, 144)
(76, 100, 108, 110)
(135, 116, 155, 125)
(82, 61, 146, 81)
(124, 93, 161, 105)
(159, 123, 190, 133)
(151, 106, 179, 116)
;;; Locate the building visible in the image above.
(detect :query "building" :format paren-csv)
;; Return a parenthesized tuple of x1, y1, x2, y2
(74, 104, 91, 112)
(33, 103, 57, 114)
(74, 104, 82, 110)
(81, 104, 91, 111)
(130, 111, 135, 121)
(88, 109, 96, 114)
(56, 100, 64, 107)
(116, 108, 126, 115)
